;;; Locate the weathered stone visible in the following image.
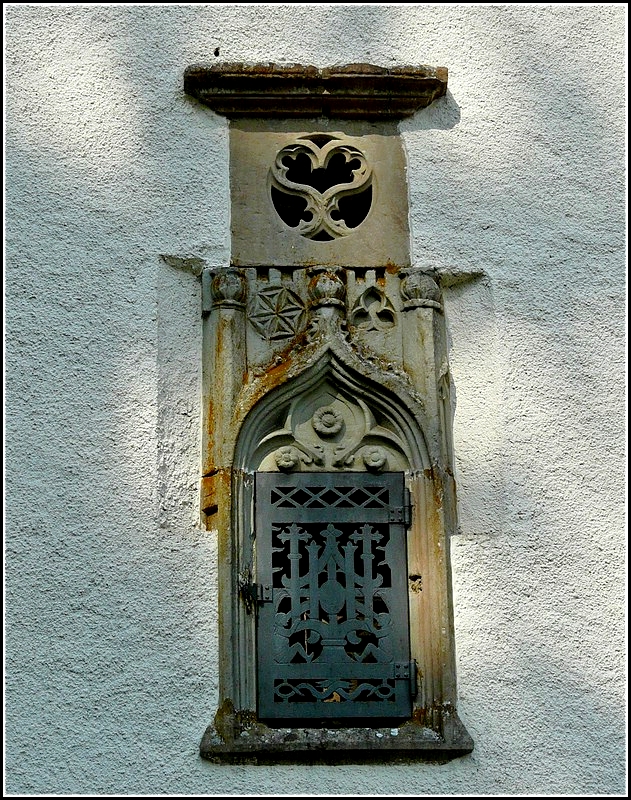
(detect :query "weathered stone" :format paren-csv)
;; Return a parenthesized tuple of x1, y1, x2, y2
(184, 62, 448, 119)
(194, 62, 470, 763)
(200, 705, 473, 764)
(199, 263, 471, 760)
(229, 124, 411, 268)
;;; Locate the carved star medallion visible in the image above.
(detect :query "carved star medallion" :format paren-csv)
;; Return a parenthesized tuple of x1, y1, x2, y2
(248, 284, 307, 340)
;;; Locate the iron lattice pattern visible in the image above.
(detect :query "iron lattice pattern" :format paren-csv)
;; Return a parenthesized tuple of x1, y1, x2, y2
(274, 678, 396, 703)
(256, 472, 411, 722)
(270, 484, 390, 509)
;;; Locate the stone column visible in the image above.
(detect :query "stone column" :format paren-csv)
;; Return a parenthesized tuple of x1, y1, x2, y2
(400, 268, 459, 718)
(200, 267, 248, 714)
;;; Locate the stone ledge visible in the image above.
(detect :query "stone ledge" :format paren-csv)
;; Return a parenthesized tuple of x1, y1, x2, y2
(184, 62, 448, 119)
(200, 712, 473, 765)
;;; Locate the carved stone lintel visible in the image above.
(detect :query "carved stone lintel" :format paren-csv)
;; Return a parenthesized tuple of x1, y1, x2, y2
(184, 63, 448, 119)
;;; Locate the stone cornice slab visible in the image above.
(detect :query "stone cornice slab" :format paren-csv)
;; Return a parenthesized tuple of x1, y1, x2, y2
(183, 62, 448, 119)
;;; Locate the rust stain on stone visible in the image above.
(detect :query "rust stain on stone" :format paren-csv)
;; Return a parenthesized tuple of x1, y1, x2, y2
(245, 329, 312, 402)
(424, 465, 445, 513)
(206, 399, 216, 442)
(248, 358, 292, 407)
(201, 469, 232, 521)
(212, 698, 237, 741)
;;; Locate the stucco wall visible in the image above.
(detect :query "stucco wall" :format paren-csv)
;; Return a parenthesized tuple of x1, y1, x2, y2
(5, 3, 626, 794)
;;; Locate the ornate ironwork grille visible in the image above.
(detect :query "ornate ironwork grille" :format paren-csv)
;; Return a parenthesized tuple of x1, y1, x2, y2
(255, 472, 412, 723)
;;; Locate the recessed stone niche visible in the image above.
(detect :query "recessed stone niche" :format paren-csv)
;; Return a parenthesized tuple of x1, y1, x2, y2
(184, 62, 473, 764)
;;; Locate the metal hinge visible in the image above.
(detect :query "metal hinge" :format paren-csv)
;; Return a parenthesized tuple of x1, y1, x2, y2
(238, 577, 272, 612)
(394, 660, 418, 698)
(257, 583, 273, 603)
(389, 489, 412, 528)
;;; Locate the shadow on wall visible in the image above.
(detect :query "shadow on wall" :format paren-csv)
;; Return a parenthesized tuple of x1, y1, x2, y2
(410, 89, 461, 130)
(122, 7, 628, 785)
(5, 3, 624, 793)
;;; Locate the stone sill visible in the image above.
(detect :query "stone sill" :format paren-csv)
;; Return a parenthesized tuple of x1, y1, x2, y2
(200, 715, 473, 765)
(184, 62, 448, 119)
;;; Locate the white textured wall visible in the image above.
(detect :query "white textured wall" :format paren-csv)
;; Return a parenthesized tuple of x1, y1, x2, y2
(5, 4, 626, 794)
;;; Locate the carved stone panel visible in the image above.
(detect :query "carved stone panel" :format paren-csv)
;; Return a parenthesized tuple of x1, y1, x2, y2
(248, 281, 307, 341)
(269, 134, 373, 241)
(225, 266, 406, 378)
(230, 121, 410, 268)
(253, 382, 410, 473)
(199, 258, 473, 759)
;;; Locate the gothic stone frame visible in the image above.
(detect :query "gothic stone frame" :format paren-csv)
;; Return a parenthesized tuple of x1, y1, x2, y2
(186, 63, 473, 762)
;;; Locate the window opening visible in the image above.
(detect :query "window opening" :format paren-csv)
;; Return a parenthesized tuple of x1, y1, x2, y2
(269, 135, 373, 240)
(255, 472, 413, 724)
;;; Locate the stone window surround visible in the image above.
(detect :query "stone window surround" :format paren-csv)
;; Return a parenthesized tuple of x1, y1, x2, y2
(182, 62, 473, 763)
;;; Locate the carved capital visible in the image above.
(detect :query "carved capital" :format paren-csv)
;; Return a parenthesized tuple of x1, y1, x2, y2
(400, 269, 442, 312)
(307, 267, 346, 309)
(204, 268, 247, 310)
